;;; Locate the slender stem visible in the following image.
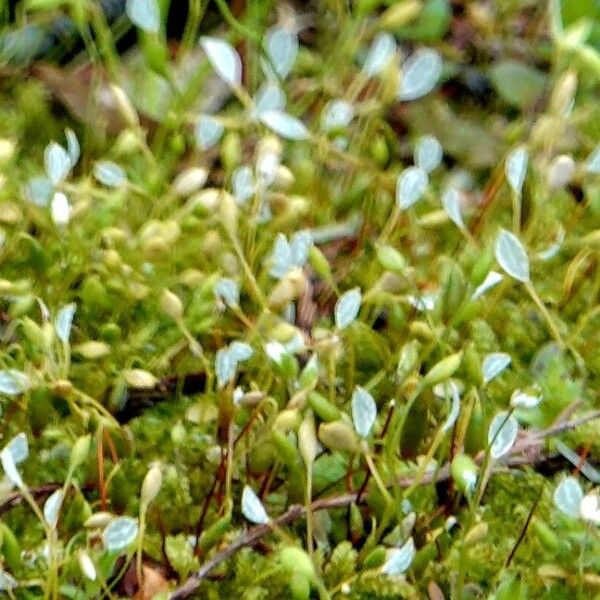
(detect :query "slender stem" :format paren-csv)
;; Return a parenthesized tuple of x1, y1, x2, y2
(305, 470, 314, 559)
(512, 191, 521, 234)
(525, 281, 564, 346)
(363, 448, 392, 504)
(213, 0, 260, 42)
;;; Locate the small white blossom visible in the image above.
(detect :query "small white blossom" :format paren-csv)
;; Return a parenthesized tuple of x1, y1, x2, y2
(580, 492, 600, 524)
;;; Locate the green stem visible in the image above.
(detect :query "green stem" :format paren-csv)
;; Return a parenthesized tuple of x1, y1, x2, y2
(363, 447, 392, 504)
(512, 191, 521, 234)
(213, 0, 260, 42)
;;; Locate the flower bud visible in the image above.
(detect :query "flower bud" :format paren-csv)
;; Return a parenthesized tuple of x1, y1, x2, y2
(78, 550, 97, 581)
(421, 352, 462, 389)
(318, 421, 358, 453)
(69, 435, 91, 472)
(307, 391, 341, 423)
(172, 167, 208, 196)
(378, 0, 421, 29)
(268, 269, 307, 309)
(123, 369, 157, 389)
(74, 341, 111, 359)
(298, 411, 318, 467)
(450, 453, 478, 495)
(141, 464, 162, 506)
(273, 409, 301, 432)
(51, 192, 71, 227)
(549, 71, 577, 117)
(110, 84, 139, 127)
(84, 512, 113, 529)
(160, 289, 184, 321)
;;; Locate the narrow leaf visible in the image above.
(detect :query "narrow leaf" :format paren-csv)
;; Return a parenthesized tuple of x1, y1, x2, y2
(482, 352, 511, 384)
(495, 229, 530, 282)
(363, 32, 396, 76)
(102, 516, 139, 552)
(200, 36, 242, 87)
(126, 0, 160, 33)
(396, 167, 428, 209)
(0, 370, 30, 395)
(487, 411, 518, 459)
(260, 110, 309, 140)
(264, 26, 298, 79)
(441, 186, 464, 229)
(55, 303, 76, 344)
(505, 146, 528, 195)
(195, 115, 224, 150)
(44, 142, 71, 185)
(381, 538, 415, 575)
(553, 476, 583, 518)
(335, 288, 362, 329)
(241, 485, 270, 524)
(351, 386, 377, 438)
(398, 48, 442, 101)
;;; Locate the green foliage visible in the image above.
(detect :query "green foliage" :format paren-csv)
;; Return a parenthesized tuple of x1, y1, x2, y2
(0, 0, 598, 599)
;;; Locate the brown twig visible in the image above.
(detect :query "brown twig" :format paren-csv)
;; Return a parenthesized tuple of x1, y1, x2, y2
(168, 408, 600, 599)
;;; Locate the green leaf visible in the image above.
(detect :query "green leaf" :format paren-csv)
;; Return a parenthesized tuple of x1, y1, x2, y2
(489, 60, 547, 109)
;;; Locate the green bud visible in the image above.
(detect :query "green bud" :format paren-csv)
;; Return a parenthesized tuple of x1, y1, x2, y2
(308, 246, 334, 285)
(69, 435, 91, 472)
(409, 320, 435, 341)
(396, 340, 420, 383)
(450, 454, 478, 495)
(307, 391, 341, 422)
(376, 245, 407, 273)
(318, 421, 359, 453)
(470, 247, 494, 287)
(421, 352, 462, 389)
(298, 411, 318, 468)
(141, 464, 162, 506)
(109, 85, 139, 128)
(441, 261, 466, 322)
(160, 288, 184, 321)
(378, 0, 422, 29)
(369, 135, 389, 167)
(271, 430, 299, 468)
(74, 341, 111, 359)
(221, 132, 242, 173)
(273, 410, 302, 432)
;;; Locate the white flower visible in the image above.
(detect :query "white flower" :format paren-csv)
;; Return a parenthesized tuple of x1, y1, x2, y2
(580, 492, 600, 524)
(51, 192, 71, 227)
(510, 387, 541, 409)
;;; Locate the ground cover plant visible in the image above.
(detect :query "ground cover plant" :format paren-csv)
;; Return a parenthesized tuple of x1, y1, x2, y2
(0, 0, 600, 598)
